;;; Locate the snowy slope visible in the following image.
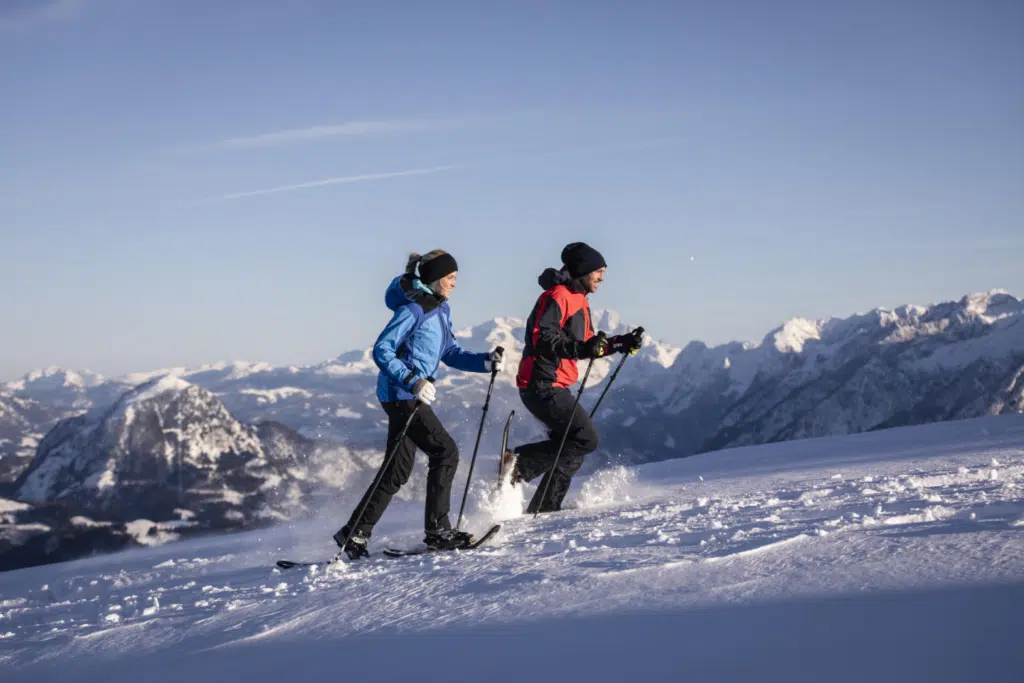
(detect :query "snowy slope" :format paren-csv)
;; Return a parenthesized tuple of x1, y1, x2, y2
(0, 391, 63, 488)
(3, 367, 108, 409)
(0, 414, 1021, 682)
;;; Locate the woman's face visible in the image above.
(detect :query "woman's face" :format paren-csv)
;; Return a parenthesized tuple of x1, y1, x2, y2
(435, 271, 457, 298)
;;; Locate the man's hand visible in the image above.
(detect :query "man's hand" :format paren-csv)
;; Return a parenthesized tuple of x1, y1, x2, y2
(608, 327, 644, 355)
(580, 332, 609, 359)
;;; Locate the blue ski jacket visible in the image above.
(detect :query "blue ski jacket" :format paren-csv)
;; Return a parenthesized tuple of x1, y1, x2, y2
(373, 274, 489, 403)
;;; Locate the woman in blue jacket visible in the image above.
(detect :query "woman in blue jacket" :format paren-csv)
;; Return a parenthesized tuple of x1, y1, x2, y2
(334, 249, 504, 559)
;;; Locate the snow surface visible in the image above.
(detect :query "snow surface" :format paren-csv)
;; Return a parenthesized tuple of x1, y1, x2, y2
(238, 387, 313, 404)
(4, 367, 105, 392)
(1, 414, 1022, 682)
(123, 375, 192, 407)
(0, 498, 29, 513)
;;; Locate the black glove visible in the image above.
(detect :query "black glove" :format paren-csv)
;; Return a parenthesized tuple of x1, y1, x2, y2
(608, 327, 645, 355)
(579, 332, 609, 359)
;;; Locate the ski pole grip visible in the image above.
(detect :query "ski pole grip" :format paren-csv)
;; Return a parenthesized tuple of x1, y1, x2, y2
(495, 345, 505, 357)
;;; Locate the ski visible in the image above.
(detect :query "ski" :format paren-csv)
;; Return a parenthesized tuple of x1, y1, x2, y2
(276, 552, 344, 570)
(382, 523, 502, 558)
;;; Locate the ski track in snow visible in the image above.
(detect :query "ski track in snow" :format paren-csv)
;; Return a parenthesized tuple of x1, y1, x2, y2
(1, 417, 1023, 680)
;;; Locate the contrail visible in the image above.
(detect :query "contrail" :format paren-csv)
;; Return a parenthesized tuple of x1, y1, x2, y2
(214, 165, 457, 201)
(219, 120, 450, 149)
(209, 136, 685, 202)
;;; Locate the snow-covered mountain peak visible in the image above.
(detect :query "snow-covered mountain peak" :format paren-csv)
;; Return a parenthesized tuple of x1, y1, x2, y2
(318, 348, 376, 377)
(639, 337, 682, 369)
(185, 361, 276, 381)
(334, 348, 371, 364)
(766, 316, 823, 353)
(960, 290, 1021, 322)
(118, 368, 189, 387)
(454, 316, 526, 355)
(13, 375, 313, 529)
(893, 303, 929, 320)
(590, 308, 625, 334)
(5, 366, 106, 393)
(122, 375, 192, 408)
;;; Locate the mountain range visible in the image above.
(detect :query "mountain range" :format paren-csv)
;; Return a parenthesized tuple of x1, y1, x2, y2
(2, 289, 1022, 570)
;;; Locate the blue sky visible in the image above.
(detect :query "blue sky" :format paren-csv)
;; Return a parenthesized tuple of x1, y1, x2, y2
(2, 0, 1022, 381)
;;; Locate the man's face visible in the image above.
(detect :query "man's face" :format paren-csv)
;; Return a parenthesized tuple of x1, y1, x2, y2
(582, 267, 606, 294)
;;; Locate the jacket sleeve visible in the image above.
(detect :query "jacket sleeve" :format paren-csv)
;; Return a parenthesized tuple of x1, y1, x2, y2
(372, 307, 420, 389)
(535, 292, 581, 359)
(440, 318, 489, 373)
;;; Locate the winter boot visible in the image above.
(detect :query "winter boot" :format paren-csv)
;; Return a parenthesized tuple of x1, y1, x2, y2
(333, 527, 370, 560)
(424, 528, 474, 551)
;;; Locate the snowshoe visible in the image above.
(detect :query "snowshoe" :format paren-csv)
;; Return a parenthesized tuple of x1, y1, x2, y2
(333, 527, 370, 560)
(423, 528, 474, 551)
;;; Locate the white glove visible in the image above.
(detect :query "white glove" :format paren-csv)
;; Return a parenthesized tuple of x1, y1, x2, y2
(485, 349, 506, 374)
(411, 378, 437, 405)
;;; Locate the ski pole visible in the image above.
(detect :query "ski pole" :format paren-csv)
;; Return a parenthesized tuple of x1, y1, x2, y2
(338, 396, 423, 555)
(530, 345, 600, 517)
(589, 326, 644, 418)
(456, 346, 504, 530)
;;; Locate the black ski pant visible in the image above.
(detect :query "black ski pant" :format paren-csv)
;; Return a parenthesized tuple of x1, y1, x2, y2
(513, 385, 600, 513)
(340, 399, 460, 536)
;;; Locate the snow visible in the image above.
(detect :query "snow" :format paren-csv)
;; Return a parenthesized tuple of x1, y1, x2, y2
(124, 520, 182, 547)
(333, 406, 361, 418)
(1, 414, 1021, 681)
(124, 375, 192, 407)
(4, 366, 105, 392)
(238, 387, 313, 404)
(190, 361, 275, 380)
(768, 316, 822, 353)
(0, 523, 51, 547)
(69, 516, 108, 528)
(0, 498, 30, 513)
(83, 467, 116, 491)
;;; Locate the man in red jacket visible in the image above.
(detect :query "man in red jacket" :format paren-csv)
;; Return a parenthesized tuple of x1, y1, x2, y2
(506, 242, 643, 513)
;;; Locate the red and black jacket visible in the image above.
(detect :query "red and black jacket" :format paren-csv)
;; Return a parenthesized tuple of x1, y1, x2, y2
(516, 267, 595, 390)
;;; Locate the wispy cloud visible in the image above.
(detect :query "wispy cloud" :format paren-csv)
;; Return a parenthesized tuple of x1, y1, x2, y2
(215, 119, 455, 150)
(212, 165, 457, 201)
(0, 0, 84, 28)
(207, 136, 688, 202)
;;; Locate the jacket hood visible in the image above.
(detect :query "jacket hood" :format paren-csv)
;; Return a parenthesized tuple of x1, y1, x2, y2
(538, 266, 587, 293)
(385, 274, 443, 312)
(538, 266, 572, 290)
(385, 274, 421, 312)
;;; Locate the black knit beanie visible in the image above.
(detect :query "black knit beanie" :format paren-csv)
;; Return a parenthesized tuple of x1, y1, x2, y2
(561, 242, 607, 279)
(418, 252, 458, 284)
